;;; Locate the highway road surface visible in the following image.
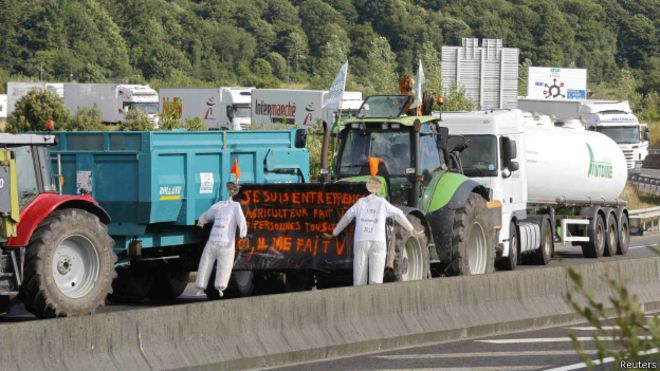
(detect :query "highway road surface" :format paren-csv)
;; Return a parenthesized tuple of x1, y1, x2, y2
(1, 232, 658, 322)
(277, 313, 659, 371)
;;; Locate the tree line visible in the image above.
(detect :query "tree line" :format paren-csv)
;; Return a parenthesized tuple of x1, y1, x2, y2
(0, 0, 657, 120)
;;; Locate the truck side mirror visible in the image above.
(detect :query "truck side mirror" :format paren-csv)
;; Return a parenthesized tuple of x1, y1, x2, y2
(437, 127, 449, 150)
(509, 161, 519, 172)
(506, 139, 517, 160)
(643, 128, 650, 141)
(226, 106, 234, 120)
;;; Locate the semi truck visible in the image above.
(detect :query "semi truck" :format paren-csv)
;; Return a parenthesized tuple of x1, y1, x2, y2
(518, 98, 649, 172)
(0, 94, 6, 121)
(7, 82, 64, 115)
(159, 87, 254, 130)
(441, 109, 629, 270)
(251, 89, 363, 129)
(64, 83, 160, 126)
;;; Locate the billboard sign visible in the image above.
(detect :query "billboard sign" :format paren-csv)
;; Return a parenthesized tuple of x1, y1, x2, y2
(527, 67, 587, 100)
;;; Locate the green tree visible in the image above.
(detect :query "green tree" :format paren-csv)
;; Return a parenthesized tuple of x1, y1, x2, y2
(119, 110, 153, 131)
(66, 106, 105, 131)
(419, 42, 442, 95)
(184, 117, 206, 131)
(7, 90, 69, 133)
(443, 84, 474, 112)
(361, 36, 397, 95)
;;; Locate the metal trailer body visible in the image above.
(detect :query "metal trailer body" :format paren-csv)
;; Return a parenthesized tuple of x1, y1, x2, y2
(64, 83, 159, 126)
(7, 82, 64, 115)
(159, 87, 254, 131)
(49, 130, 310, 267)
(0, 94, 6, 120)
(441, 109, 629, 265)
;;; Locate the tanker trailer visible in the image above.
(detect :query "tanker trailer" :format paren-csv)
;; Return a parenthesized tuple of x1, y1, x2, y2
(442, 109, 629, 270)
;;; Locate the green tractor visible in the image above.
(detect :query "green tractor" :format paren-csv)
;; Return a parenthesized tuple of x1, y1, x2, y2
(319, 94, 501, 278)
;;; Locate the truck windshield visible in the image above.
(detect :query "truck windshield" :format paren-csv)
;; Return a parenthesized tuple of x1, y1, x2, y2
(233, 104, 251, 118)
(596, 126, 640, 144)
(448, 135, 498, 177)
(356, 96, 410, 118)
(337, 128, 412, 176)
(127, 102, 159, 115)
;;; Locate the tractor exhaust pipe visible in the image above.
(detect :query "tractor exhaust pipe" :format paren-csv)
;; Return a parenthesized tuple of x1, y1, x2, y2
(320, 121, 332, 183)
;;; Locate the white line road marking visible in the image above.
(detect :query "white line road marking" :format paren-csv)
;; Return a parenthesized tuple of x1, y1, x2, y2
(375, 367, 550, 371)
(375, 350, 598, 360)
(478, 336, 652, 344)
(545, 348, 658, 371)
(568, 326, 622, 331)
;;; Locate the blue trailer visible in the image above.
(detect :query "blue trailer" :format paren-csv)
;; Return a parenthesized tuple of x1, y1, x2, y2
(50, 129, 309, 301)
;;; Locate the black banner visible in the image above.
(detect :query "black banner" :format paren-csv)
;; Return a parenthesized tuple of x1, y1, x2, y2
(233, 183, 369, 271)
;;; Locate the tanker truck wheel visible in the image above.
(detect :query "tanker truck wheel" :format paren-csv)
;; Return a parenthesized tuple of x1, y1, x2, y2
(496, 221, 519, 271)
(20, 209, 117, 318)
(604, 214, 618, 257)
(385, 216, 430, 282)
(149, 270, 190, 300)
(617, 214, 630, 255)
(446, 193, 495, 276)
(581, 214, 606, 258)
(531, 217, 553, 265)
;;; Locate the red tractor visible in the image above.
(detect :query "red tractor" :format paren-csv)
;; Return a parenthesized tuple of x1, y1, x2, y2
(0, 133, 116, 318)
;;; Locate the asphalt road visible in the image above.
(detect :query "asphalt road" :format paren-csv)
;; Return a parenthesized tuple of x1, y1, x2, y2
(276, 313, 660, 371)
(1, 232, 657, 323)
(641, 167, 660, 179)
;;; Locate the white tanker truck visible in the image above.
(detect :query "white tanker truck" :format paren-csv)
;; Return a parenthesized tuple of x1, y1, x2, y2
(441, 109, 629, 270)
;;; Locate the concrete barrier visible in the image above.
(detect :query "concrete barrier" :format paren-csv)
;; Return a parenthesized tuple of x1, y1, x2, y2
(2, 257, 660, 371)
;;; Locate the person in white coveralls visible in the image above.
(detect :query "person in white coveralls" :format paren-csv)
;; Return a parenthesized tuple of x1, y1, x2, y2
(195, 163, 247, 297)
(325, 157, 423, 285)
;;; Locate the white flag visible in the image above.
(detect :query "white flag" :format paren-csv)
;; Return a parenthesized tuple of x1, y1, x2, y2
(323, 61, 349, 122)
(410, 59, 425, 109)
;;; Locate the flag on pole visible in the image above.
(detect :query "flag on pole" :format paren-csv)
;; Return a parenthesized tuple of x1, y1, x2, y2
(323, 61, 349, 123)
(230, 159, 241, 183)
(410, 59, 425, 110)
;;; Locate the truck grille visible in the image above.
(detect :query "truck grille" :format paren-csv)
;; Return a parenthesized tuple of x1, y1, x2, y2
(622, 149, 634, 169)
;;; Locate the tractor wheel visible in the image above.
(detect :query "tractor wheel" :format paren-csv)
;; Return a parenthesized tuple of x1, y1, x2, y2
(581, 214, 606, 258)
(446, 193, 495, 276)
(20, 209, 116, 318)
(225, 271, 255, 297)
(148, 270, 190, 300)
(385, 216, 430, 282)
(617, 213, 630, 255)
(109, 266, 155, 303)
(604, 214, 618, 257)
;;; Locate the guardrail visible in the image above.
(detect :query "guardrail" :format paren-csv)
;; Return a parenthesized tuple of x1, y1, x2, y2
(649, 149, 660, 155)
(643, 148, 660, 169)
(629, 206, 660, 235)
(629, 173, 660, 197)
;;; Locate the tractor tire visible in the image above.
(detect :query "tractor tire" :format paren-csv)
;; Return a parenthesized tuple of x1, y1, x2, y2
(604, 214, 618, 257)
(384, 216, 430, 282)
(109, 266, 155, 303)
(581, 214, 606, 258)
(497, 221, 519, 271)
(19, 209, 116, 318)
(617, 213, 630, 255)
(446, 193, 495, 276)
(149, 270, 190, 300)
(530, 217, 553, 265)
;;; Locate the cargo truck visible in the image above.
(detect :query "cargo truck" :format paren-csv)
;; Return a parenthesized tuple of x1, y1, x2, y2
(0, 94, 6, 121)
(159, 87, 254, 130)
(7, 82, 64, 115)
(64, 83, 160, 127)
(441, 109, 629, 270)
(518, 98, 649, 172)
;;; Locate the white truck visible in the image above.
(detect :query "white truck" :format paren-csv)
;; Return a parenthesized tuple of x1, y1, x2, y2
(251, 89, 364, 129)
(159, 87, 253, 130)
(441, 109, 629, 270)
(0, 94, 6, 120)
(7, 82, 64, 115)
(64, 83, 159, 126)
(518, 98, 649, 172)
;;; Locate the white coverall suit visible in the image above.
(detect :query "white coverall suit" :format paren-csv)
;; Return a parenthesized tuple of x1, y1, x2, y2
(195, 200, 247, 292)
(332, 194, 414, 285)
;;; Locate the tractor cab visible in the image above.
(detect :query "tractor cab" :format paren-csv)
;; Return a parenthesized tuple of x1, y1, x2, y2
(332, 95, 449, 207)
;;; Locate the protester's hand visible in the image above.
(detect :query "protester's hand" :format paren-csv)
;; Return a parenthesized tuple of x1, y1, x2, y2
(411, 228, 425, 239)
(322, 233, 334, 240)
(196, 221, 205, 228)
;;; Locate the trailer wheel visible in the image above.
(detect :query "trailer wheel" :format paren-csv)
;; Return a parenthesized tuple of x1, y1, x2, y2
(497, 221, 519, 271)
(386, 216, 430, 281)
(531, 217, 553, 265)
(617, 213, 630, 255)
(315, 271, 352, 289)
(581, 214, 606, 258)
(149, 270, 190, 300)
(20, 209, 116, 318)
(109, 266, 155, 303)
(604, 214, 618, 257)
(447, 193, 495, 276)
(206, 270, 255, 299)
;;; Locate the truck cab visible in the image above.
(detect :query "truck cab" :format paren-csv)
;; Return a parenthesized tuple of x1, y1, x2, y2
(580, 100, 649, 172)
(118, 85, 160, 127)
(222, 87, 253, 130)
